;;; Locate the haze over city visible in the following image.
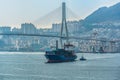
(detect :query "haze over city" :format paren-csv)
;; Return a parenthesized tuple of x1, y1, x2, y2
(0, 1, 120, 79)
(0, 0, 120, 28)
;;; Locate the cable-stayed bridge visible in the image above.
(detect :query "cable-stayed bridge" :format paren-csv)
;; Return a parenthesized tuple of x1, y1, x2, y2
(0, 2, 120, 52)
(0, 33, 118, 42)
(0, 32, 120, 42)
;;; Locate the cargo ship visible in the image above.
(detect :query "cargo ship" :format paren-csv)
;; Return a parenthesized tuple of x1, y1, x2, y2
(45, 41, 77, 63)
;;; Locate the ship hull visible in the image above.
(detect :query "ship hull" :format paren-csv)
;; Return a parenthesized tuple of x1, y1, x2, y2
(45, 54, 77, 63)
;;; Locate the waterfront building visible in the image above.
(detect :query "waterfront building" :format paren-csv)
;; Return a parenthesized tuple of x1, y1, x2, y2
(0, 26, 11, 33)
(51, 21, 81, 33)
(21, 23, 37, 34)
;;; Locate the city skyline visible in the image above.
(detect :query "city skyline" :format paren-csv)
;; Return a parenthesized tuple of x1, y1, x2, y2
(0, 0, 120, 28)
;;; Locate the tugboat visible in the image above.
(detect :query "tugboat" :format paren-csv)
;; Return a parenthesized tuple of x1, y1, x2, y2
(45, 2, 77, 63)
(80, 55, 86, 61)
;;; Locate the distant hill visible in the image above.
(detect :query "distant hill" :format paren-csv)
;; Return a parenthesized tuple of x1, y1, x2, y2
(84, 2, 120, 23)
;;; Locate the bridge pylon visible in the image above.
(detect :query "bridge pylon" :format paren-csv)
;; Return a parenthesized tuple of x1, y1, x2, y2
(60, 2, 69, 48)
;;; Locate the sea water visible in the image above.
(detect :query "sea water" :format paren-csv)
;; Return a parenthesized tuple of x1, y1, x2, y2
(0, 52, 120, 80)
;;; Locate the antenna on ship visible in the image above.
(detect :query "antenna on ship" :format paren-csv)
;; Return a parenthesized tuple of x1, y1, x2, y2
(60, 2, 69, 48)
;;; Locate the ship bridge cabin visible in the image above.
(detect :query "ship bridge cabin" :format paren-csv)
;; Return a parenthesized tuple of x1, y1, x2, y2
(64, 43, 75, 52)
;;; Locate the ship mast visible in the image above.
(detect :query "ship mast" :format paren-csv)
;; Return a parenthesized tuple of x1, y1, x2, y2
(60, 2, 69, 48)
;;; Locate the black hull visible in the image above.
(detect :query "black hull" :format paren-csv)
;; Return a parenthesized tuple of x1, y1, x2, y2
(45, 54, 77, 63)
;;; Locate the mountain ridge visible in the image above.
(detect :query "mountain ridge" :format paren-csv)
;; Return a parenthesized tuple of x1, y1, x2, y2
(84, 2, 120, 23)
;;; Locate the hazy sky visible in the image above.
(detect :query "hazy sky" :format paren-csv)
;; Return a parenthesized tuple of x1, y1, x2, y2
(0, 0, 120, 28)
